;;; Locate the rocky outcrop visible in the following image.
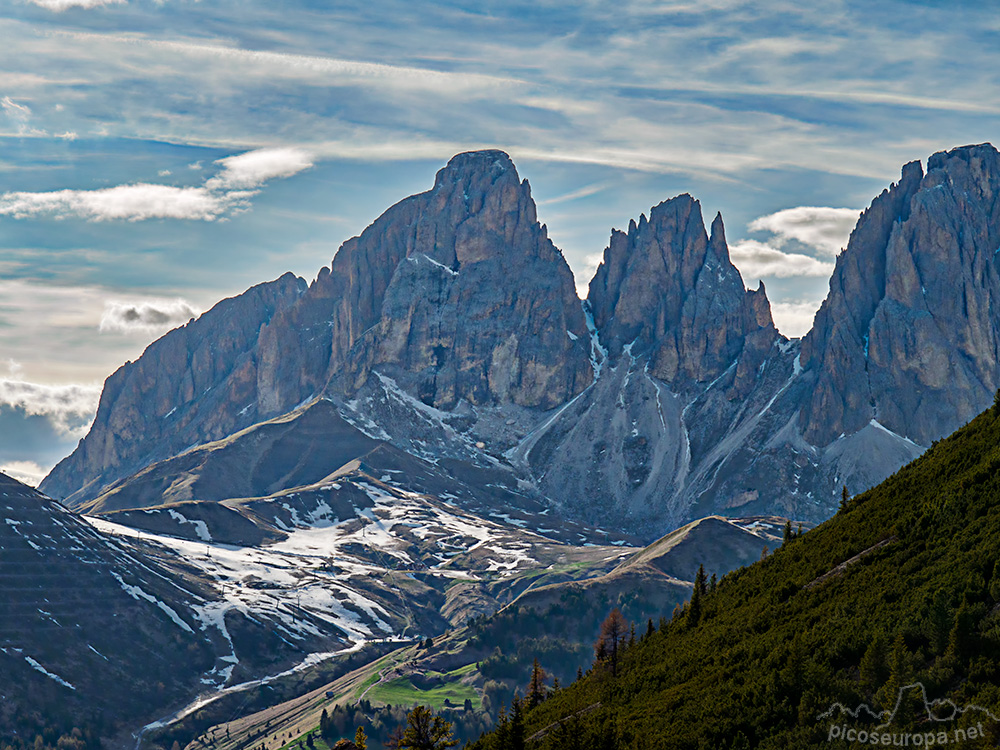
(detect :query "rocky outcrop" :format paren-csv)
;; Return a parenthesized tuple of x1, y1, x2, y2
(339, 150, 592, 410)
(40, 273, 306, 506)
(256, 150, 592, 415)
(588, 196, 778, 390)
(801, 144, 1000, 447)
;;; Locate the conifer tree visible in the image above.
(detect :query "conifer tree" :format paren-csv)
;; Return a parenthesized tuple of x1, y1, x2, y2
(527, 658, 547, 708)
(354, 727, 367, 750)
(509, 696, 525, 750)
(782, 520, 793, 546)
(596, 608, 628, 677)
(839, 485, 849, 512)
(695, 563, 708, 595)
(860, 631, 888, 695)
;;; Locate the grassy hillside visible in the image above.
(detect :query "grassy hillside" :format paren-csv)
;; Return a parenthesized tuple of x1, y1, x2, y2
(472, 405, 1000, 749)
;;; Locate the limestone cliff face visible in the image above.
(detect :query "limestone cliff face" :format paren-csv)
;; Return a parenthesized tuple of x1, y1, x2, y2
(44, 151, 592, 505)
(41, 144, 1000, 535)
(587, 195, 778, 391)
(800, 144, 1000, 447)
(256, 149, 592, 414)
(40, 273, 306, 506)
(341, 150, 592, 410)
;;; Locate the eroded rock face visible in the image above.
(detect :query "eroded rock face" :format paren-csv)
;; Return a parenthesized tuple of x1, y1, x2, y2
(44, 151, 592, 505)
(41, 144, 1000, 536)
(40, 273, 306, 506)
(587, 196, 777, 390)
(341, 151, 591, 410)
(801, 144, 1000, 447)
(256, 149, 592, 414)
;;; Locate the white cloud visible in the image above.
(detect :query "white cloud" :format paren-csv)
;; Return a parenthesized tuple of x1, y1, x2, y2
(575, 251, 604, 299)
(0, 184, 239, 221)
(748, 206, 860, 256)
(206, 147, 313, 190)
(99, 298, 199, 333)
(0, 459, 50, 487)
(0, 378, 101, 438)
(0, 147, 312, 222)
(770, 299, 825, 339)
(729, 239, 834, 280)
(1, 96, 31, 121)
(26, 0, 124, 10)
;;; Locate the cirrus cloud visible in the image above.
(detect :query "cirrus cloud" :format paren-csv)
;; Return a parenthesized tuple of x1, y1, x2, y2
(99, 298, 199, 333)
(26, 0, 124, 9)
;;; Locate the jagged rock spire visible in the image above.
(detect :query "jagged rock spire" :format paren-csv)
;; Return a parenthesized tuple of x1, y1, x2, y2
(587, 194, 776, 389)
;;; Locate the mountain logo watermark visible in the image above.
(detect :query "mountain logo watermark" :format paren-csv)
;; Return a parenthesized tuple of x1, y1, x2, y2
(818, 683, 997, 745)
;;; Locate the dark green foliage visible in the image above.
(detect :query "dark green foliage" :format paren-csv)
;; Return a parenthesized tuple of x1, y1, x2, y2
(469, 404, 1000, 748)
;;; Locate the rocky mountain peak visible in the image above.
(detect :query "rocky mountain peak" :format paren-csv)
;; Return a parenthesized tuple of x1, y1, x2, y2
(800, 142, 1000, 448)
(587, 195, 776, 389)
(337, 149, 591, 409)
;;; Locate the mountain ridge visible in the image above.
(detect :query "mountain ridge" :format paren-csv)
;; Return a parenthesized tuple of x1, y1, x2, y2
(39, 142, 1000, 537)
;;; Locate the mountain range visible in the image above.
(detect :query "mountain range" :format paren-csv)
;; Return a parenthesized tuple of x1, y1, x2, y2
(7, 140, 1000, 747)
(40, 142, 1000, 536)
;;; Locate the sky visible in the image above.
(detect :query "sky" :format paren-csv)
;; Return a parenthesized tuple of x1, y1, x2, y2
(1, 0, 998, 485)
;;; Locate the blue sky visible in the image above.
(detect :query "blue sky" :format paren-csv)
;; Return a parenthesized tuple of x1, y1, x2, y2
(1, 0, 998, 484)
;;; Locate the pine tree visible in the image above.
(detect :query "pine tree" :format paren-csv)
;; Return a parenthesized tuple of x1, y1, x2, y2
(688, 565, 707, 627)
(947, 599, 974, 661)
(860, 631, 889, 695)
(877, 634, 912, 721)
(709, 573, 717, 593)
(839, 485, 849, 512)
(492, 705, 509, 750)
(993, 388, 1000, 417)
(320, 709, 331, 743)
(527, 658, 547, 708)
(645, 618, 654, 639)
(782, 520, 793, 546)
(596, 608, 628, 677)
(354, 727, 367, 750)
(510, 696, 526, 750)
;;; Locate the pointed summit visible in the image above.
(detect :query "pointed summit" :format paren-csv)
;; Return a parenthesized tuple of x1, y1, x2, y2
(801, 142, 1000, 447)
(587, 196, 776, 388)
